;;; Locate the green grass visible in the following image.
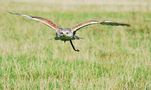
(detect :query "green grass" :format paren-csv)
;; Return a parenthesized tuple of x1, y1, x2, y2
(0, 1, 151, 90)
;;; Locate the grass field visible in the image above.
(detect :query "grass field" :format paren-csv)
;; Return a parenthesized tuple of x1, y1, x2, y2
(0, 1, 151, 90)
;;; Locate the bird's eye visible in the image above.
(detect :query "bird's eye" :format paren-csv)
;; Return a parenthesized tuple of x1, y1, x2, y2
(66, 32, 68, 34)
(60, 32, 63, 34)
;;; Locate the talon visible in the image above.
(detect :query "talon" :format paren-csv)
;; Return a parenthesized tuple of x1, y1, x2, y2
(70, 40, 79, 52)
(74, 48, 79, 52)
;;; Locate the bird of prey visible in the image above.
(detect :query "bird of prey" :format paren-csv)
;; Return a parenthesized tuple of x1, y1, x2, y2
(9, 12, 130, 52)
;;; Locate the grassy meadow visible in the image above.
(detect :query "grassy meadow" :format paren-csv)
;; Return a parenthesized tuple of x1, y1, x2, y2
(0, 1, 151, 90)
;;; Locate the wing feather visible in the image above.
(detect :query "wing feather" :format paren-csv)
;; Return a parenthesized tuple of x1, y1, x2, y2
(72, 20, 130, 32)
(8, 12, 59, 31)
(72, 20, 99, 31)
(100, 20, 130, 26)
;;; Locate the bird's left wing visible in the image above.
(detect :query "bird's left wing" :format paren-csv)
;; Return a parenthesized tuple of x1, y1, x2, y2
(8, 12, 60, 31)
(72, 20, 130, 33)
(71, 20, 99, 32)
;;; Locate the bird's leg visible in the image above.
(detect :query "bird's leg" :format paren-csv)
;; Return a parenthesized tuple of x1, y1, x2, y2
(69, 40, 79, 52)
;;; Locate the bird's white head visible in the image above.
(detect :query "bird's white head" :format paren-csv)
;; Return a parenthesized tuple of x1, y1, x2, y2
(58, 28, 73, 37)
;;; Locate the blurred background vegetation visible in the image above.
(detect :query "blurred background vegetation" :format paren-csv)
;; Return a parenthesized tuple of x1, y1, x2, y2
(0, 0, 151, 90)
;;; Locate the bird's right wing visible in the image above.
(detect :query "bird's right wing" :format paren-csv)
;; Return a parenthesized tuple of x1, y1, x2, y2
(8, 12, 60, 31)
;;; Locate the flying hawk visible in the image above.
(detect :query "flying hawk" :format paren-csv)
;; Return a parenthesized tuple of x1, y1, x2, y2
(9, 12, 130, 52)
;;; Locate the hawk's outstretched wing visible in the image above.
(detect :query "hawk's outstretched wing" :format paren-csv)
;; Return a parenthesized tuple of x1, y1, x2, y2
(8, 12, 60, 31)
(72, 20, 130, 33)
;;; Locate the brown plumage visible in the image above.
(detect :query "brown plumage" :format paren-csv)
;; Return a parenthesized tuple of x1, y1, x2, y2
(9, 12, 130, 52)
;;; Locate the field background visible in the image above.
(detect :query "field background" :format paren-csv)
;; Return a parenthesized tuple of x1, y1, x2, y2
(0, 0, 151, 90)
